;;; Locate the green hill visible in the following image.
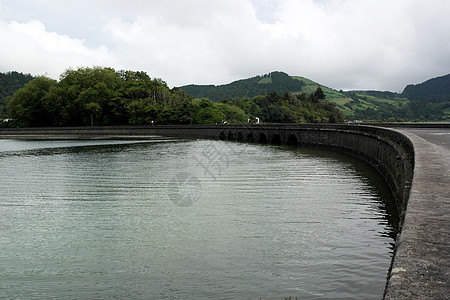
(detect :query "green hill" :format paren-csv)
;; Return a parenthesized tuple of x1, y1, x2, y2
(180, 71, 412, 120)
(0, 71, 34, 118)
(401, 74, 450, 103)
(400, 74, 450, 121)
(291, 75, 357, 116)
(180, 71, 305, 101)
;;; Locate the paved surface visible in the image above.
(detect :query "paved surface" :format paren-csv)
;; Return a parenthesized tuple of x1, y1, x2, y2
(384, 127, 450, 299)
(401, 128, 450, 150)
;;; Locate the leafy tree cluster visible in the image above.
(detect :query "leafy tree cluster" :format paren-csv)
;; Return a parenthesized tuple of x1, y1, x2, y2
(180, 71, 306, 102)
(223, 87, 345, 123)
(0, 71, 34, 118)
(4, 67, 250, 127)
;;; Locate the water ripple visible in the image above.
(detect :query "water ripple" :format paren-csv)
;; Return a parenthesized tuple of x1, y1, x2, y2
(0, 139, 397, 299)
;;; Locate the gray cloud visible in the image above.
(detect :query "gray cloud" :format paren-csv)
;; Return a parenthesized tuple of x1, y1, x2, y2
(1, 0, 449, 91)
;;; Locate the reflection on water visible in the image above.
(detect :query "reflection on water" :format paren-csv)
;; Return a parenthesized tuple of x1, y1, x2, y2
(0, 139, 397, 299)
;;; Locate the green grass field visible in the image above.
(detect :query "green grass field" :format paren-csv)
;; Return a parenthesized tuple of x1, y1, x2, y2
(291, 75, 415, 119)
(258, 77, 272, 84)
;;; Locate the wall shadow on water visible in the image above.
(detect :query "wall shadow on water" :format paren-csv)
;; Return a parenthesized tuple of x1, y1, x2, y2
(275, 144, 400, 251)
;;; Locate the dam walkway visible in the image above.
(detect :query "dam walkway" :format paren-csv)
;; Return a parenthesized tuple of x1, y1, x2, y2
(383, 127, 449, 299)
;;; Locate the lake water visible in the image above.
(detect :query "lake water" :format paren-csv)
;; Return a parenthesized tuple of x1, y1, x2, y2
(0, 139, 397, 299)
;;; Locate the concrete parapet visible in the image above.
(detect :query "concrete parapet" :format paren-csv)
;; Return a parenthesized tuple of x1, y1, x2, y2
(383, 130, 449, 299)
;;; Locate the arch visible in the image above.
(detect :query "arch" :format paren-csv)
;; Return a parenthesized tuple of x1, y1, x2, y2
(228, 131, 235, 141)
(246, 133, 255, 143)
(287, 134, 298, 147)
(237, 132, 244, 142)
(219, 131, 226, 140)
(258, 133, 268, 144)
(272, 134, 282, 145)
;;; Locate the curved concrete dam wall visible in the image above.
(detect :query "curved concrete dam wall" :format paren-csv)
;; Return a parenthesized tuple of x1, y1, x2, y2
(0, 124, 445, 298)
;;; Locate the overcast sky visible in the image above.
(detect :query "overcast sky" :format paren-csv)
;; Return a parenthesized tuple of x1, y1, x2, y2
(1, 0, 449, 91)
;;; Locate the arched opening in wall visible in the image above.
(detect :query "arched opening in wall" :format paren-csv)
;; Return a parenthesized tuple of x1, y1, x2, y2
(228, 132, 235, 141)
(219, 131, 226, 140)
(247, 133, 255, 142)
(237, 132, 244, 142)
(258, 133, 268, 144)
(272, 134, 282, 145)
(287, 134, 298, 147)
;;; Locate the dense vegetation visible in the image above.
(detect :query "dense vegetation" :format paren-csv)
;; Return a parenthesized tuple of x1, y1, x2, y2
(341, 91, 448, 122)
(181, 71, 305, 102)
(402, 74, 450, 103)
(3, 68, 448, 126)
(181, 71, 450, 122)
(223, 88, 345, 123)
(0, 71, 34, 118)
(344, 74, 450, 121)
(3, 67, 343, 127)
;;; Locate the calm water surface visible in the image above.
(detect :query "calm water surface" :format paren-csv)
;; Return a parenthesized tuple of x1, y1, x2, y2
(0, 139, 397, 299)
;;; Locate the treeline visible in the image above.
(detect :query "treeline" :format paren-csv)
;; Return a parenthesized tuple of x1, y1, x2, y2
(223, 88, 345, 123)
(3, 67, 344, 128)
(0, 71, 34, 118)
(180, 71, 306, 102)
(353, 100, 449, 122)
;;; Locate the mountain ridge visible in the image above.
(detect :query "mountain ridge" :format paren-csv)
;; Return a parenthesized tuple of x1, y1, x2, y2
(179, 71, 449, 121)
(401, 73, 450, 102)
(2, 70, 448, 122)
(181, 71, 306, 102)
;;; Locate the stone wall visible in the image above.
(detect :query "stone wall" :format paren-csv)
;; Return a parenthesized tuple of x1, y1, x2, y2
(215, 124, 414, 216)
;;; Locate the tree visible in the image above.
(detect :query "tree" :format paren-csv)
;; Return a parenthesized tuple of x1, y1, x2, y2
(44, 67, 121, 126)
(314, 87, 326, 100)
(85, 102, 101, 127)
(215, 103, 248, 124)
(7, 76, 56, 127)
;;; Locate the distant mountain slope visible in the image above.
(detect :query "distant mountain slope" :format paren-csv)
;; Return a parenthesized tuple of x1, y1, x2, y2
(0, 71, 34, 118)
(401, 74, 450, 102)
(0, 71, 34, 99)
(180, 71, 305, 101)
(179, 71, 412, 119)
(291, 75, 357, 116)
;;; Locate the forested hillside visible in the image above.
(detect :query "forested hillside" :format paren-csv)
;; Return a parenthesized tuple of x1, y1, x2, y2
(181, 71, 450, 122)
(3, 67, 343, 127)
(223, 88, 345, 123)
(0, 71, 34, 118)
(180, 71, 411, 120)
(181, 71, 305, 101)
(402, 74, 450, 102)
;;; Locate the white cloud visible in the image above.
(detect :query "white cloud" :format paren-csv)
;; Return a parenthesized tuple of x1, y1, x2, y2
(0, 18, 116, 78)
(1, 0, 449, 91)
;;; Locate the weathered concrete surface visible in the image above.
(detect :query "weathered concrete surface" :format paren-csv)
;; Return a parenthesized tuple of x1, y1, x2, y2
(384, 128, 450, 299)
(400, 128, 450, 150)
